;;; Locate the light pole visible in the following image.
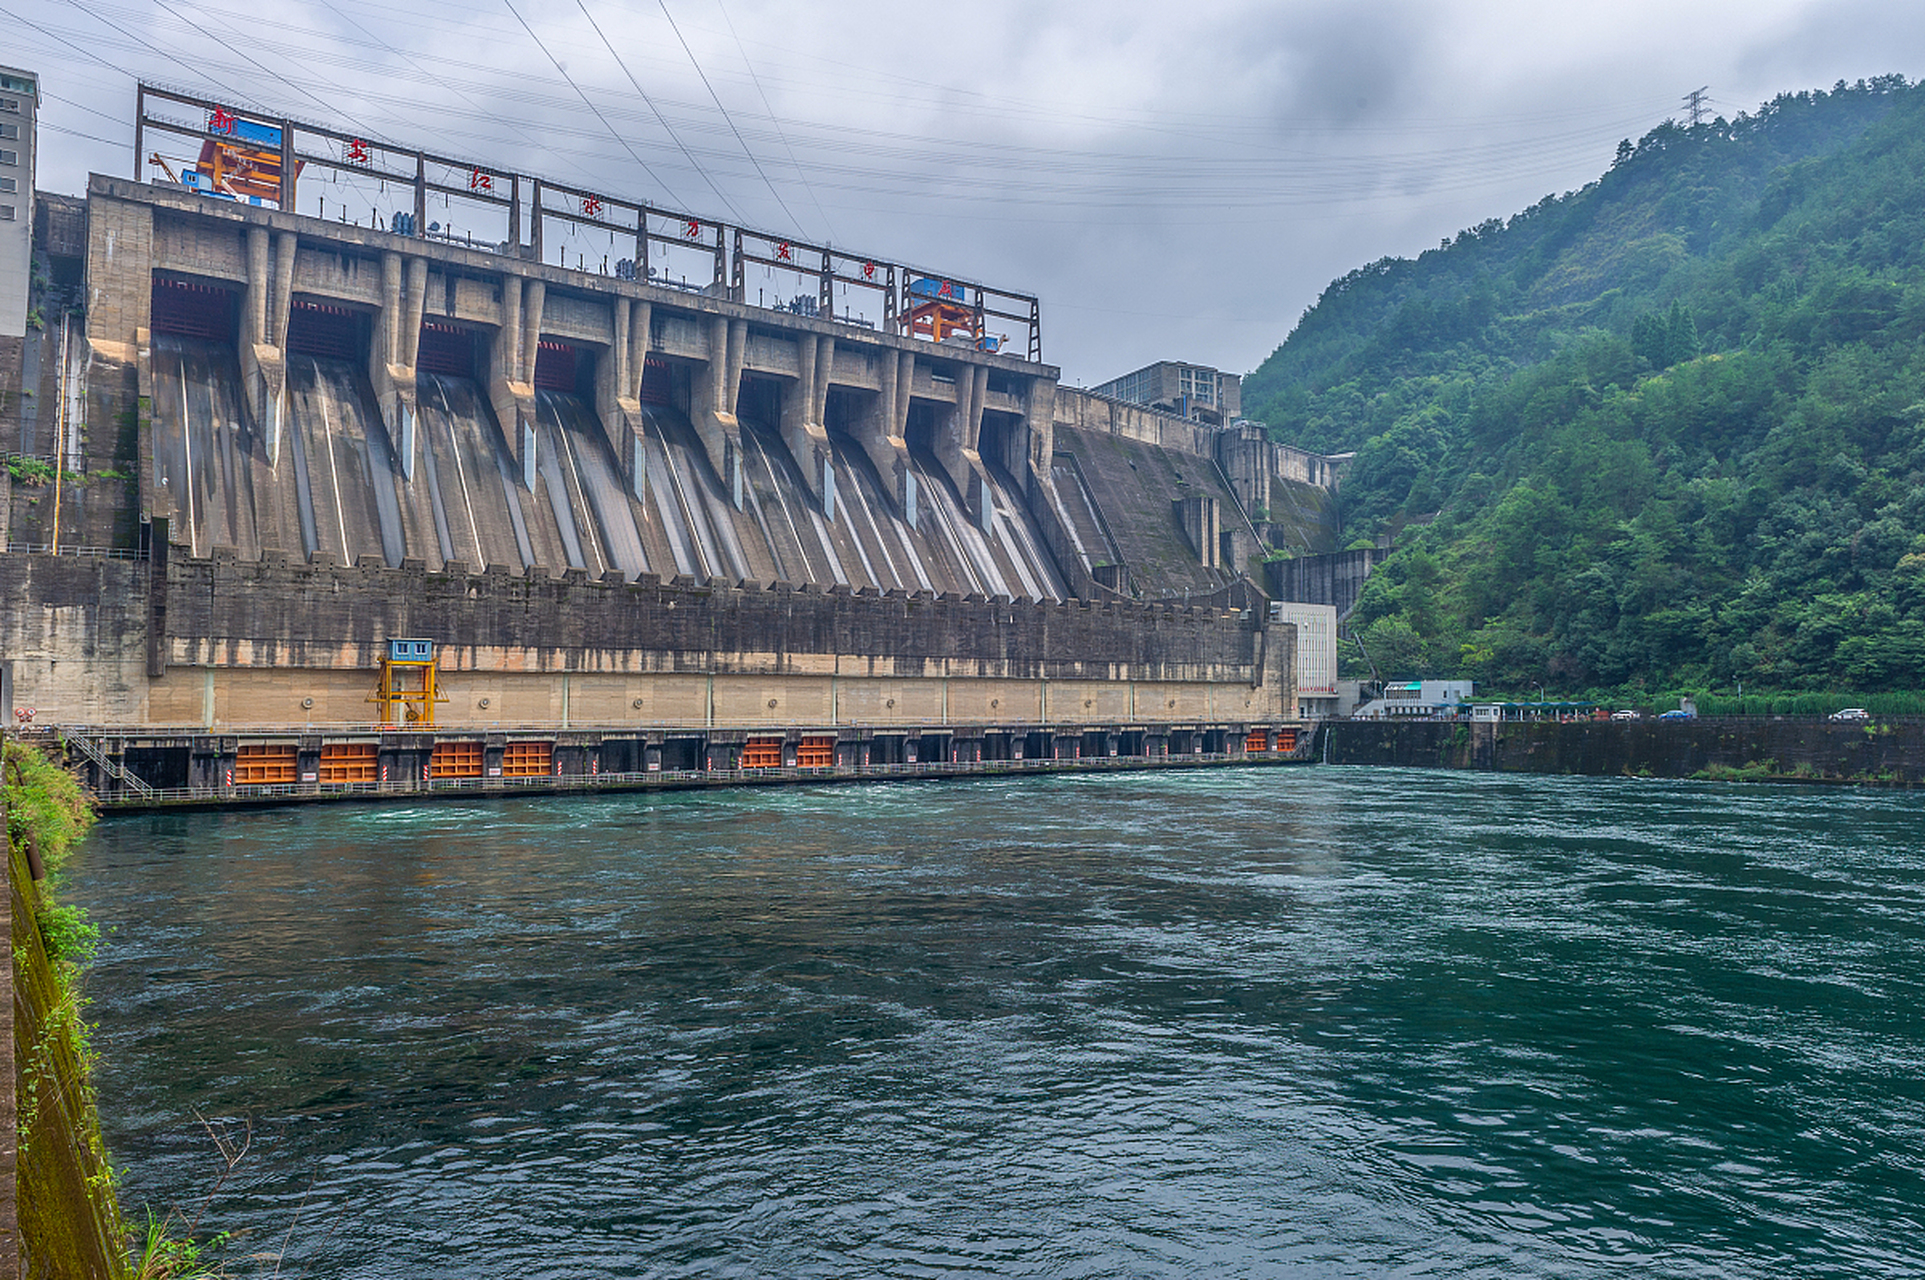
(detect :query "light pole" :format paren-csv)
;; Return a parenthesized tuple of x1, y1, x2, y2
(1531, 682, 1545, 716)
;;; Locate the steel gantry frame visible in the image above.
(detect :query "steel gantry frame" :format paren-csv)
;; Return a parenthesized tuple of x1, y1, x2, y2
(134, 83, 1045, 362)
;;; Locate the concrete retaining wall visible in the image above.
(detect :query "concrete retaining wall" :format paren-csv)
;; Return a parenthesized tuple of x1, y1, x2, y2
(1267, 548, 1387, 619)
(1324, 717, 1925, 785)
(3, 549, 1293, 730)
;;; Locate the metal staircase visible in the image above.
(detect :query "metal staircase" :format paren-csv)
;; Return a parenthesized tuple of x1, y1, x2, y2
(64, 732, 156, 798)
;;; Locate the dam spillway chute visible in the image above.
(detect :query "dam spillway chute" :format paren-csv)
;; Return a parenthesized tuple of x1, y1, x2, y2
(688, 381, 1064, 600)
(534, 388, 653, 580)
(149, 334, 258, 561)
(283, 300, 417, 569)
(735, 415, 852, 588)
(148, 278, 261, 560)
(527, 341, 596, 574)
(410, 322, 489, 569)
(411, 318, 574, 574)
(634, 401, 755, 582)
(911, 440, 1060, 602)
(415, 371, 548, 573)
(895, 398, 1067, 601)
(735, 399, 936, 595)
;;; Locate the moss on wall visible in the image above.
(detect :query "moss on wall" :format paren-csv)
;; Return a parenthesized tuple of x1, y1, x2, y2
(6, 739, 126, 1279)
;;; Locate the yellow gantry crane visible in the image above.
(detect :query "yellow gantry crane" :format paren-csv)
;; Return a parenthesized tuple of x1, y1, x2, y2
(370, 638, 448, 727)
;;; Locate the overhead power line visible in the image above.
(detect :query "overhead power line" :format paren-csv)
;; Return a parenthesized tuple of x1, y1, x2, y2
(7, 4, 1684, 244)
(40, 119, 127, 147)
(32, 0, 254, 109)
(144, 0, 342, 123)
(653, 0, 806, 240)
(501, 0, 690, 212)
(307, 0, 612, 197)
(714, 0, 835, 244)
(572, 0, 736, 219)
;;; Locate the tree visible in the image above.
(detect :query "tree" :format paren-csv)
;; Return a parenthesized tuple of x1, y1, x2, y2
(1239, 76, 1925, 695)
(1665, 299, 1700, 366)
(1631, 311, 1669, 369)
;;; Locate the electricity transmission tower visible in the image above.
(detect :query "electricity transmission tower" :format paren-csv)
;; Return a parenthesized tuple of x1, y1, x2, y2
(1684, 86, 1709, 127)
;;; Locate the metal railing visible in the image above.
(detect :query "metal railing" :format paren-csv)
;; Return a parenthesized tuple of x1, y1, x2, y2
(83, 750, 1304, 809)
(54, 717, 1281, 736)
(1, 543, 150, 560)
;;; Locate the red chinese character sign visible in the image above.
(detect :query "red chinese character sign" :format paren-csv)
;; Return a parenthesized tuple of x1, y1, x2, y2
(862, 261, 876, 281)
(208, 107, 236, 135)
(775, 241, 793, 262)
(347, 138, 370, 165)
(683, 218, 702, 240)
(581, 196, 603, 218)
(469, 168, 494, 194)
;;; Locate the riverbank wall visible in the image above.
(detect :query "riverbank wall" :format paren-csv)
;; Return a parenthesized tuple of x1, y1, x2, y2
(5, 744, 126, 1278)
(1322, 717, 1925, 785)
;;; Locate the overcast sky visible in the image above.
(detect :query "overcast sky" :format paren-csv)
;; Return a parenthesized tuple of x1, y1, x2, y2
(11, 0, 1925, 387)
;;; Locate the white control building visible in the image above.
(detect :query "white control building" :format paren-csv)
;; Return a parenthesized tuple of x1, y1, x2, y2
(1269, 601, 1338, 718)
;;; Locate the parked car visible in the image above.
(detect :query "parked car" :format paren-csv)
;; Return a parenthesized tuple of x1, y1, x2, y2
(1610, 709, 1641, 721)
(1829, 707, 1871, 721)
(1658, 709, 1695, 720)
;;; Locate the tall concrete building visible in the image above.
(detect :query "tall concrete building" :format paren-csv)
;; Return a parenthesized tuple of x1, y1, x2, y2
(0, 66, 35, 338)
(1091, 360, 1242, 427)
(1269, 601, 1339, 718)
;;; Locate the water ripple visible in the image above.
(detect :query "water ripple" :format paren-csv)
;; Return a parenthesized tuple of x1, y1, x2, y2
(66, 768, 1925, 1277)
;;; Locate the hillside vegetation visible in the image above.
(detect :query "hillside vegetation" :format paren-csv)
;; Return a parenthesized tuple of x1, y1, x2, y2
(1244, 75, 1925, 695)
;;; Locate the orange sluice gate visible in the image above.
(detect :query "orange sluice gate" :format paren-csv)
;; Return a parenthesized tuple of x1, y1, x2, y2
(431, 740, 484, 779)
(740, 739, 783, 769)
(501, 741, 552, 777)
(319, 743, 378, 783)
(234, 743, 297, 785)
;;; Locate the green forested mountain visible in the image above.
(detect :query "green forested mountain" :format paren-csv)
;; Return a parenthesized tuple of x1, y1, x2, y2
(1244, 75, 1925, 696)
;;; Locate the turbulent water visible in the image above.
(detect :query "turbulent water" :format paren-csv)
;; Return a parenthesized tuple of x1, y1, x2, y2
(66, 769, 1925, 1277)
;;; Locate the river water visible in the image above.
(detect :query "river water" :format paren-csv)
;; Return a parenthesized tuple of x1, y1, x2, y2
(66, 768, 1925, 1278)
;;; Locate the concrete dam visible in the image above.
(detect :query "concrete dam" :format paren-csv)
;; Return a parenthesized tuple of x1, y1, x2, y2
(4, 86, 1349, 802)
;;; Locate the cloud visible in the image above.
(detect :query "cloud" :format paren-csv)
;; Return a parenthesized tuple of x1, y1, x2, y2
(15, 0, 1925, 382)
